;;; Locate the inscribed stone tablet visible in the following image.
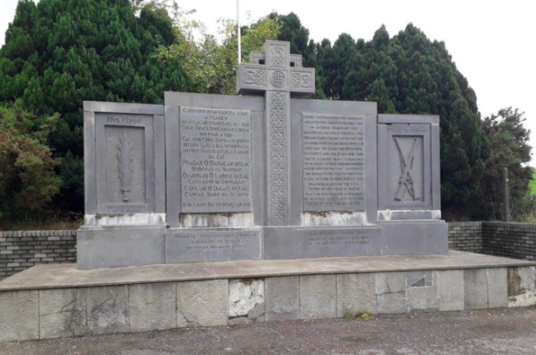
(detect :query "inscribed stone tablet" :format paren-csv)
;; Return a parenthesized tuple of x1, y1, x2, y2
(303, 113, 365, 211)
(296, 227, 381, 258)
(180, 107, 252, 213)
(165, 229, 262, 263)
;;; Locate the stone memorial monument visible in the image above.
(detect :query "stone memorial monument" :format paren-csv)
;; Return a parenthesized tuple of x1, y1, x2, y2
(78, 40, 447, 269)
(4, 40, 535, 344)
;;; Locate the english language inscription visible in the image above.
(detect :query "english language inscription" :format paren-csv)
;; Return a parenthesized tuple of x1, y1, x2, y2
(180, 107, 252, 213)
(303, 113, 365, 211)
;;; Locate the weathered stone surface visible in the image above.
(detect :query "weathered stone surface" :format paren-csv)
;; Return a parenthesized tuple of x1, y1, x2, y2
(299, 275, 336, 319)
(130, 283, 176, 332)
(376, 272, 407, 314)
(508, 266, 536, 307)
(0, 291, 39, 342)
(464, 269, 488, 310)
(177, 280, 228, 327)
(407, 271, 438, 311)
(229, 279, 264, 318)
(247, 303, 265, 322)
(87, 286, 129, 335)
(166, 228, 262, 263)
(438, 270, 464, 311)
(487, 268, 508, 308)
(336, 273, 376, 316)
(228, 317, 253, 326)
(265, 276, 299, 321)
(40, 288, 87, 339)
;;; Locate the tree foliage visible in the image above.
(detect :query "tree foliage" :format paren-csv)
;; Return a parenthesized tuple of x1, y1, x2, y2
(0, 104, 62, 221)
(471, 108, 533, 220)
(157, 14, 280, 95)
(0, 0, 191, 212)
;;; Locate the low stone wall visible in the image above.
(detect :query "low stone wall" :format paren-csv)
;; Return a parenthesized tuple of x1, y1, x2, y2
(448, 221, 483, 253)
(0, 231, 77, 280)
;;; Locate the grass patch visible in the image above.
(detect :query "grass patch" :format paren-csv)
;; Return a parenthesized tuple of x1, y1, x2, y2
(529, 168, 536, 195)
(358, 311, 373, 320)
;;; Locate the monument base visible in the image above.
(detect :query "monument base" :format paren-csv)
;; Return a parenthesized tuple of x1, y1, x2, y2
(1, 251, 535, 342)
(77, 225, 166, 270)
(77, 221, 449, 269)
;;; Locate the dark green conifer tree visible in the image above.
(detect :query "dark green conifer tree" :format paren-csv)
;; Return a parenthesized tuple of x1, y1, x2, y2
(0, 0, 191, 212)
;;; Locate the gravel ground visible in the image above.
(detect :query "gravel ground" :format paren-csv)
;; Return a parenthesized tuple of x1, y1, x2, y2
(2, 307, 536, 355)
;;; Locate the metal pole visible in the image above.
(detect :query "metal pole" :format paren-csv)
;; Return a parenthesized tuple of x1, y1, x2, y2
(503, 167, 510, 222)
(237, 0, 241, 64)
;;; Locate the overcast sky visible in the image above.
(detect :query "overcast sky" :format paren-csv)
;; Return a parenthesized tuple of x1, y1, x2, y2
(1, 0, 535, 163)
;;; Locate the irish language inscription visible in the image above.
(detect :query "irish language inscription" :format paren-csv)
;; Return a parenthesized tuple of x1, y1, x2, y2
(303, 113, 365, 211)
(180, 107, 252, 213)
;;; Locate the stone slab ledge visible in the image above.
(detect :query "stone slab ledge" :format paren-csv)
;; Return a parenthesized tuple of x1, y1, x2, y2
(1, 251, 534, 292)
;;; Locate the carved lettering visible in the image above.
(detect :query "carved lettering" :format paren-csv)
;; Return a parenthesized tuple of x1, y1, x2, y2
(303, 113, 365, 211)
(180, 107, 252, 213)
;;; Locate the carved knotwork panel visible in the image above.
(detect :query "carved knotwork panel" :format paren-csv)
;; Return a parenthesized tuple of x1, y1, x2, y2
(245, 69, 266, 86)
(269, 44, 287, 68)
(268, 92, 289, 225)
(290, 72, 313, 89)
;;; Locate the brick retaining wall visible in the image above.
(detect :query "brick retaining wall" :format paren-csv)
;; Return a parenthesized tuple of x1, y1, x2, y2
(0, 231, 76, 280)
(448, 221, 483, 253)
(482, 222, 536, 261)
(2, 222, 536, 280)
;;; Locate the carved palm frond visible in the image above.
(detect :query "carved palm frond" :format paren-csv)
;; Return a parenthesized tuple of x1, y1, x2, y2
(118, 131, 133, 202)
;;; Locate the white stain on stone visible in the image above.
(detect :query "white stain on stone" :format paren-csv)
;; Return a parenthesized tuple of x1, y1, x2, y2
(377, 210, 442, 221)
(301, 212, 369, 226)
(509, 290, 536, 308)
(229, 279, 264, 317)
(85, 213, 165, 227)
(181, 213, 254, 228)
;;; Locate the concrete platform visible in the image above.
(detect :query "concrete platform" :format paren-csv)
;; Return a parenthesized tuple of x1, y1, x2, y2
(0, 251, 532, 291)
(1, 251, 535, 343)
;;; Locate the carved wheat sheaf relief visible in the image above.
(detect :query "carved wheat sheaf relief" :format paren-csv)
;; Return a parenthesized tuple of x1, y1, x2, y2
(117, 131, 134, 202)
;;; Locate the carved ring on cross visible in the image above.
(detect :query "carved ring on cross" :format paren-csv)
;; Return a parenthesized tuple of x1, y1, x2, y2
(271, 71, 286, 88)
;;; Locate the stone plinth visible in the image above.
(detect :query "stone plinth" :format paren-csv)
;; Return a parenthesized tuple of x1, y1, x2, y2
(1, 251, 535, 343)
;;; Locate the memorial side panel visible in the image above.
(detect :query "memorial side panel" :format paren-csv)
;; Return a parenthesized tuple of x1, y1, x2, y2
(303, 113, 365, 211)
(180, 107, 252, 213)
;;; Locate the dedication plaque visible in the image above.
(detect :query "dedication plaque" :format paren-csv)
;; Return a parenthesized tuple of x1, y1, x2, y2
(303, 113, 365, 211)
(180, 107, 252, 213)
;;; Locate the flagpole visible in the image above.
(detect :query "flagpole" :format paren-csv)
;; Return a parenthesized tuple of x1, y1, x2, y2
(237, 0, 241, 64)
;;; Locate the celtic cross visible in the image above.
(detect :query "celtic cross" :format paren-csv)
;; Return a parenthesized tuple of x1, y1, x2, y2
(237, 41, 315, 225)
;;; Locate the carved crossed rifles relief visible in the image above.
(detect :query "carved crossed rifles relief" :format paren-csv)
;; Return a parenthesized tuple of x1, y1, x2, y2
(117, 131, 134, 202)
(394, 137, 420, 202)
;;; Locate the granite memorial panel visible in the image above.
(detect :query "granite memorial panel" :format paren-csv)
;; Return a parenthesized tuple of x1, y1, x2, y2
(302, 113, 365, 212)
(79, 102, 166, 269)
